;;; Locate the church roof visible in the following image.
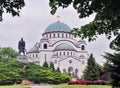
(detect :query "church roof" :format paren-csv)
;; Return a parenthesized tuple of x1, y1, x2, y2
(44, 21, 71, 33)
(54, 43, 75, 51)
(28, 46, 39, 53)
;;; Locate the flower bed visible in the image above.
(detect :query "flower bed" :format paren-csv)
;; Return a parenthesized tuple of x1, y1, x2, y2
(68, 80, 107, 85)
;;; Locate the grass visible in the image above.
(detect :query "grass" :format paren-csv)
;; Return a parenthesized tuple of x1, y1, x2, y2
(53, 85, 112, 88)
(0, 86, 30, 88)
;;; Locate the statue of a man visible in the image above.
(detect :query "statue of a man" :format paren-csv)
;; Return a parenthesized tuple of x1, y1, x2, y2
(18, 38, 25, 55)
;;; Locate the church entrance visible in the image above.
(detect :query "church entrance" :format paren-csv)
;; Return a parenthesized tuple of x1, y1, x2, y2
(68, 67, 78, 78)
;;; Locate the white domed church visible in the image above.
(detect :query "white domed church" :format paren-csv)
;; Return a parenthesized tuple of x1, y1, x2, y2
(27, 18, 88, 78)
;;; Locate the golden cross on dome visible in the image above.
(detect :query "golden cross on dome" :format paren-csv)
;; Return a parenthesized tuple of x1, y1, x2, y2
(57, 15, 60, 22)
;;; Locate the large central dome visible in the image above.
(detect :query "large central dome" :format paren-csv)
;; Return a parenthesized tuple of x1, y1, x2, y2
(44, 22, 71, 33)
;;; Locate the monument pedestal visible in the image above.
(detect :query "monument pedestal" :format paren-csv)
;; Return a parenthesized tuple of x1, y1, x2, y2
(17, 55, 29, 70)
(17, 55, 29, 64)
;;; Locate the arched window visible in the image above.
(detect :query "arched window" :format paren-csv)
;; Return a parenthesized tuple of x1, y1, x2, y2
(56, 52, 58, 55)
(50, 34, 51, 38)
(81, 45, 85, 50)
(67, 52, 69, 56)
(71, 52, 72, 56)
(58, 33, 60, 37)
(68, 67, 73, 73)
(44, 44, 47, 49)
(36, 54, 38, 58)
(62, 33, 64, 38)
(75, 69, 78, 74)
(66, 33, 67, 38)
(63, 69, 66, 73)
(53, 33, 55, 38)
(60, 52, 61, 55)
(63, 52, 65, 55)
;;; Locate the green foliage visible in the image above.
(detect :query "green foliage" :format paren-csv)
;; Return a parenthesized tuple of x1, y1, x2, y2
(26, 63, 71, 84)
(0, 58, 24, 85)
(0, 57, 71, 85)
(43, 61, 49, 68)
(83, 54, 102, 80)
(101, 61, 111, 81)
(50, 62, 55, 70)
(0, 47, 71, 85)
(0, 47, 18, 59)
(103, 52, 120, 88)
(56, 67, 61, 73)
(49, 0, 120, 51)
(0, 0, 25, 21)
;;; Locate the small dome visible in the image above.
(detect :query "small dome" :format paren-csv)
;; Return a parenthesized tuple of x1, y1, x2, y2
(44, 22, 71, 33)
(54, 43, 75, 51)
(29, 46, 39, 53)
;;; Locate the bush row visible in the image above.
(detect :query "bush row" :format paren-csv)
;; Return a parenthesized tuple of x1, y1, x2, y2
(68, 80, 107, 85)
(0, 58, 71, 85)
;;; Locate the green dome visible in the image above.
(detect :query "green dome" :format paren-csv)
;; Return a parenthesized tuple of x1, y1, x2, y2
(54, 43, 75, 51)
(44, 22, 71, 33)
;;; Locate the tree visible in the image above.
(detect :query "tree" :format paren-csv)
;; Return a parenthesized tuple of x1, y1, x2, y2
(50, 62, 55, 70)
(103, 52, 120, 88)
(49, 0, 120, 50)
(83, 54, 102, 80)
(56, 67, 61, 73)
(100, 61, 111, 81)
(0, 47, 18, 59)
(43, 61, 49, 68)
(0, 0, 25, 21)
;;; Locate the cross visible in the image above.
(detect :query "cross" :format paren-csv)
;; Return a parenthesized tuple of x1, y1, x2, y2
(57, 15, 60, 22)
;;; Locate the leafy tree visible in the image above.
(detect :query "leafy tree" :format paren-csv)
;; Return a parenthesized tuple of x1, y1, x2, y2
(103, 52, 120, 88)
(43, 61, 49, 68)
(49, 0, 120, 51)
(0, 47, 18, 59)
(50, 62, 55, 70)
(0, 0, 25, 21)
(49, 1, 120, 87)
(83, 54, 102, 80)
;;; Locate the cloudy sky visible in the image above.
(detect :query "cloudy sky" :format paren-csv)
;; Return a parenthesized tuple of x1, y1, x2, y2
(0, 0, 112, 65)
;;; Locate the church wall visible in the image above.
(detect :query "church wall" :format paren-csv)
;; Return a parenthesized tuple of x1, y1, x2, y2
(39, 50, 53, 66)
(59, 57, 85, 78)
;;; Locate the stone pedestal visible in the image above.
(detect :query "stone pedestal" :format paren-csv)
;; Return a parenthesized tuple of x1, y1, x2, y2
(17, 55, 29, 64)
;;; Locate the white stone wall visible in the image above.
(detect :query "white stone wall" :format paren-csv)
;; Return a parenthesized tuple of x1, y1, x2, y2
(59, 57, 85, 78)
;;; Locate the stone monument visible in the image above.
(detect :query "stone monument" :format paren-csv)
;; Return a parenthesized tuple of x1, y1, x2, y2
(17, 38, 29, 65)
(18, 38, 25, 55)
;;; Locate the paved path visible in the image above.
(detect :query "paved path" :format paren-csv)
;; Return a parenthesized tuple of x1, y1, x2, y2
(30, 86, 53, 88)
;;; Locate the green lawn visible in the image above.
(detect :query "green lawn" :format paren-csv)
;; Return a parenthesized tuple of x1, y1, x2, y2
(0, 86, 30, 88)
(53, 85, 111, 88)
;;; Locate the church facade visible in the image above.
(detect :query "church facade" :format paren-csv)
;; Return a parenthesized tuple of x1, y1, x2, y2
(27, 20, 88, 78)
